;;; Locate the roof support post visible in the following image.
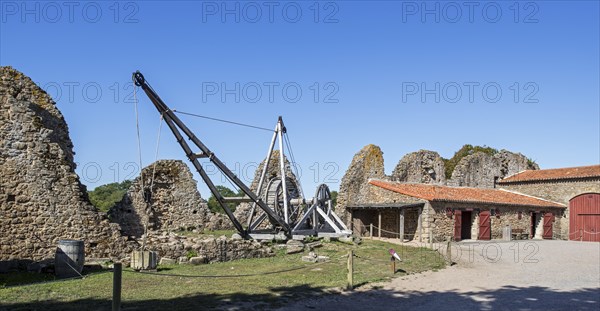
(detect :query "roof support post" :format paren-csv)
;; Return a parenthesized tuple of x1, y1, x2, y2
(399, 209, 404, 242)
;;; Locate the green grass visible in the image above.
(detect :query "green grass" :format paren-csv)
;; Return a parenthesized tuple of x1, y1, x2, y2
(0, 240, 445, 310)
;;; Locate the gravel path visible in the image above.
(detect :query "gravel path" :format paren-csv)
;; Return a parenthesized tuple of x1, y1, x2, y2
(278, 240, 600, 310)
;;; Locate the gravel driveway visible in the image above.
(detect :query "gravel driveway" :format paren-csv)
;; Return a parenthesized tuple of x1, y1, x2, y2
(278, 240, 600, 310)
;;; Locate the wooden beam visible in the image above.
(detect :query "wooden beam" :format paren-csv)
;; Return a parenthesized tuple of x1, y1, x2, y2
(418, 207, 423, 242)
(399, 209, 405, 242)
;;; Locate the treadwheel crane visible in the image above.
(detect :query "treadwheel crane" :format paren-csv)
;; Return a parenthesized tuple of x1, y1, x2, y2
(132, 71, 350, 240)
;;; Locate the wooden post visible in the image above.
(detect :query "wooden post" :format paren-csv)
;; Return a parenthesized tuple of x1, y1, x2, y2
(391, 257, 395, 274)
(418, 207, 423, 242)
(347, 250, 353, 291)
(429, 227, 433, 249)
(399, 209, 405, 242)
(350, 210, 354, 234)
(446, 238, 452, 265)
(370, 223, 373, 239)
(112, 262, 122, 311)
(378, 211, 382, 238)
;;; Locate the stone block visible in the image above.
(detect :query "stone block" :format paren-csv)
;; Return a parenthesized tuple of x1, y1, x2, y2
(189, 256, 207, 265)
(159, 257, 177, 265)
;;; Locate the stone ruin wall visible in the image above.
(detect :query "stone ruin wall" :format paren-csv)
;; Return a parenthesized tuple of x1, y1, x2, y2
(0, 66, 131, 262)
(109, 160, 230, 238)
(391, 150, 446, 184)
(335, 144, 386, 222)
(448, 150, 539, 188)
(337, 145, 541, 222)
(0, 67, 273, 267)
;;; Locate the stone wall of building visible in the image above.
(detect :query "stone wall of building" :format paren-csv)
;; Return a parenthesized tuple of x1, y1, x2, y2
(427, 201, 562, 241)
(109, 160, 229, 238)
(0, 66, 131, 261)
(499, 179, 600, 205)
(449, 150, 538, 188)
(499, 179, 600, 239)
(391, 150, 446, 184)
(424, 202, 455, 242)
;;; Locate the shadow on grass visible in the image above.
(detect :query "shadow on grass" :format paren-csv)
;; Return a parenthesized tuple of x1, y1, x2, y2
(0, 270, 112, 288)
(1, 284, 599, 311)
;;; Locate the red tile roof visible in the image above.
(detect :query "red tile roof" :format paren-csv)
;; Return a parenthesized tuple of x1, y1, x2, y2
(499, 165, 600, 183)
(369, 180, 565, 208)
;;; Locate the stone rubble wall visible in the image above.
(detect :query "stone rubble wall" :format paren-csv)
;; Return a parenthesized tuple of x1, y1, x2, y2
(0, 66, 131, 261)
(141, 232, 273, 264)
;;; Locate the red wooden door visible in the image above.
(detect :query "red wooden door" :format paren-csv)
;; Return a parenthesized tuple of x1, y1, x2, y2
(454, 210, 462, 241)
(543, 212, 554, 239)
(570, 193, 600, 242)
(478, 211, 491, 240)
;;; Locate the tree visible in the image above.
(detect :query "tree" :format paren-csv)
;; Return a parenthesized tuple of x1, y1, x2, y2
(207, 185, 241, 214)
(88, 180, 132, 212)
(330, 190, 338, 208)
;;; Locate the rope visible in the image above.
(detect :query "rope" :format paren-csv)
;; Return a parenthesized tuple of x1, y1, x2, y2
(371, 225, 402, 236)
(283, 132, 304, 199)
(173, 110, 274, 132)
(133, 84, 144, 191)
(149, 113, 164, 191)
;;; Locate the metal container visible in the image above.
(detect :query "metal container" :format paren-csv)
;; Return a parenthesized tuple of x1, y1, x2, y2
(55, 239, 85, 278)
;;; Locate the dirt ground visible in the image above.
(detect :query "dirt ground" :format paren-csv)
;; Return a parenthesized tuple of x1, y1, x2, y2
(278, 240, 600, 310)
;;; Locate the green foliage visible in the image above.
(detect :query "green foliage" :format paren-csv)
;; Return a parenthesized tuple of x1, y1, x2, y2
(87, 180, 132, 212)
(527, 157, 537, 168)
(330, 190, 338, 207)
(443, 144, 498, 179)
(207, 185, 242, 214)
(186, 250, 198, 259)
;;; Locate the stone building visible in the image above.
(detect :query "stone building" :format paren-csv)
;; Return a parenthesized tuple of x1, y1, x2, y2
(340, 144, 599, 242)
(349, 180, 565, 242)
(498, 165, 600, 241)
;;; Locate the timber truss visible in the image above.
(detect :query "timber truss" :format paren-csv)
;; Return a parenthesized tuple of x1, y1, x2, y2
(132, 71, 350, 240)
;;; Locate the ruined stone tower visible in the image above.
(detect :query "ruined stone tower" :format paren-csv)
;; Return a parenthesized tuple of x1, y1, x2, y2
(109, 160, 227, 237)
(335, 144, 386, 221)
(0, 66, 129, 261)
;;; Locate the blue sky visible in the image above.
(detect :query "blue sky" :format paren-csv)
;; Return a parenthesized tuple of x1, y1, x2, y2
(1, 1, 599, 197)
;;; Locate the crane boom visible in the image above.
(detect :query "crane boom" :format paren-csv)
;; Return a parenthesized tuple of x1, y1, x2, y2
(132, 71, 291, 238)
